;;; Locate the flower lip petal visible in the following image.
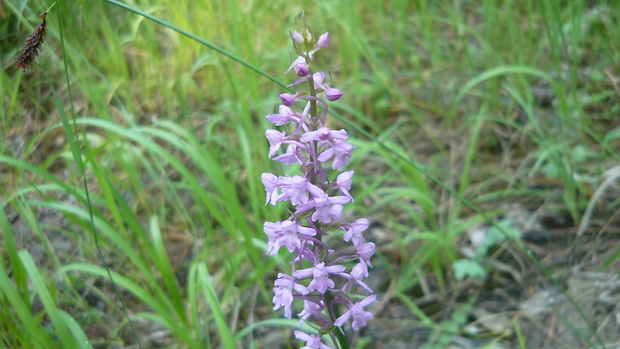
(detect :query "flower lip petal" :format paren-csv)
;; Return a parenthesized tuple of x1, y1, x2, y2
(285, 56, 306, 74)
(265, 129, 286, 157)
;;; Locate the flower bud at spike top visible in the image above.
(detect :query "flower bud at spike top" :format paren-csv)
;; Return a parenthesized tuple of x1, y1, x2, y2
(318, 32, 330, 49)
(263, 24, 375, 348)
(326, 88, 343, 101)
(302, 28, 313, 44)
(292, 31, 304, 46)
(280, 93, 296, 107)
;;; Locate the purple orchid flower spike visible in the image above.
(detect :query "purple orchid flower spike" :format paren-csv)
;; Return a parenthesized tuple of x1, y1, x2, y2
(262, 21, 375, 349)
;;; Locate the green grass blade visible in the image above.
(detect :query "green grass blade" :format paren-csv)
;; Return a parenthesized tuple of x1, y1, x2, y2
(19, 251, 75, 347)
(57, 310, 94, 349)
(148, 217, 187, 322)
(0, 260, 54, 349)
(61, 263, 198, 348)
(196, 263, 236, 349)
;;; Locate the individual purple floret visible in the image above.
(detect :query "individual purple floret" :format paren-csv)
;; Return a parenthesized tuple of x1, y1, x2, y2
(333, 295, 376, 330)
(295, 330, 334, 349)
(263, 19, 375, 349)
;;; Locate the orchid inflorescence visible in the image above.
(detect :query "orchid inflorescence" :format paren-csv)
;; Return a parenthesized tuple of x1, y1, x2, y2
(262, 20, 375, 349)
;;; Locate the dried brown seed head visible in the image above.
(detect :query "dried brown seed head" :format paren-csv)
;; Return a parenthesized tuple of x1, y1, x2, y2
(16, 12, 48, 72)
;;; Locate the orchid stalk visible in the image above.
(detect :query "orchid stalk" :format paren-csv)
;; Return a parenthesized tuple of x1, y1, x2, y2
(262, 17, 375, 349)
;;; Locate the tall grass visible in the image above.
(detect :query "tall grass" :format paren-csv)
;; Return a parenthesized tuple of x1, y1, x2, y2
(1, 0, 619, 348)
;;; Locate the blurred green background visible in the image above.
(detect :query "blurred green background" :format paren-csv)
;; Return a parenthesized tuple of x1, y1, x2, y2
(1, 0, 619, 348)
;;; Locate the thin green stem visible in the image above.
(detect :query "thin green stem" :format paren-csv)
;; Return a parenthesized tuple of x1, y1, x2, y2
(324, 292, 349, 349)
(53, 2, 143, 347)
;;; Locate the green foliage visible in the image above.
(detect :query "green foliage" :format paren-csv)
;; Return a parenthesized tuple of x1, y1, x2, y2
(422, 297, 475, 349)
(452, 259, 486, 281)
(452, 219, 521, 281)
